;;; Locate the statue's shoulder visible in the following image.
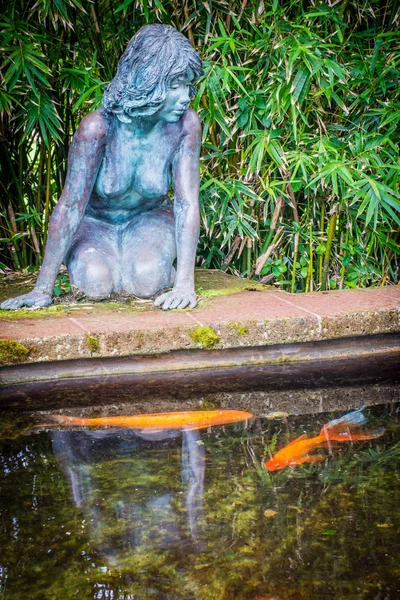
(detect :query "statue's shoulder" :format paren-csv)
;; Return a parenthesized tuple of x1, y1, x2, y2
(75, 109, 112, 143)
(181, 108, 201, 137)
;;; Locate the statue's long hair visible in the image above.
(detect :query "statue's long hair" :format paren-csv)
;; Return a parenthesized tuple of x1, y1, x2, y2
(103, 24, 203, 122)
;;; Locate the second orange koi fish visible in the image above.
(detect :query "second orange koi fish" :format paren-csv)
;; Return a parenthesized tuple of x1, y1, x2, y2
(265, 407, 384, 471)
(50, 410, 253, 431)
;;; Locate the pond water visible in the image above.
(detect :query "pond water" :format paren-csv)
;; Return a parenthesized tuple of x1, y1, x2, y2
(0, 402, 399, 600)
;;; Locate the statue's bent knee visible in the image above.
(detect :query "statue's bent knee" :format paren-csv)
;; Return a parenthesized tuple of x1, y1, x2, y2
(69, 255, 114, 299)
(123, 260, 174, 298)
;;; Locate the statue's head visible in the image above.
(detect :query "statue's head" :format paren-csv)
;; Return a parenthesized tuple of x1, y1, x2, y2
(103, 24, 203, 123)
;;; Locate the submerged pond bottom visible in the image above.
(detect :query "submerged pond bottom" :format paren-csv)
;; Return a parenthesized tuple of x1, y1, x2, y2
(0, 393, 399, 600)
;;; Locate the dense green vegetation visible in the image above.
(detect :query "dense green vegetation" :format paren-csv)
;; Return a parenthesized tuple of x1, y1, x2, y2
(0, 0, 399, 291)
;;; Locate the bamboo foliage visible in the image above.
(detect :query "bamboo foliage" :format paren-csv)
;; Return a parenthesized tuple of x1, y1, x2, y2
(0, 0, 399, 291)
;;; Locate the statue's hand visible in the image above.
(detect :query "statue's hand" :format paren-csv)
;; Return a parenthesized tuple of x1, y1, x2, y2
(0, 289, 52, 310)
(154, 286, 198, 311)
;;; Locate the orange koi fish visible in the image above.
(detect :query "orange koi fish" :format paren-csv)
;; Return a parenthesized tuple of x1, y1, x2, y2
(265, 407, 384, 471)
(49, 410, 253, 431)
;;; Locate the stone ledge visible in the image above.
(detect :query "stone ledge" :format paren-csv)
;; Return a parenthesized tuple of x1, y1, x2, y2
(0, 274, 399, 365)
(1, 334, 398, 385)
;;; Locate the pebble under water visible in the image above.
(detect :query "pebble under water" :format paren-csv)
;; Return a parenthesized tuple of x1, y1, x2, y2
(0, 401, 399, 600)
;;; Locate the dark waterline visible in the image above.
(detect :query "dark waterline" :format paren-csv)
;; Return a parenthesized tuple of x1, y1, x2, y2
(2, 335, 399, 410)
(0, 401, 399, 600)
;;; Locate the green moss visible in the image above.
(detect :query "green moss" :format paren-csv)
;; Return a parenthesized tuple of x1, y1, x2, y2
(228, 321, 248, 335)
(194, 268, 264, 298)
(0, 305, 67, 321)
(190, 325, 220, 349)
(86, 334, 99, 353)
(0, 301, 151, 322)
(0, 339, 31, 364)
(195, 287, 224, 298)
(278, 355, 292, 363)
(201, 397, 222, 410)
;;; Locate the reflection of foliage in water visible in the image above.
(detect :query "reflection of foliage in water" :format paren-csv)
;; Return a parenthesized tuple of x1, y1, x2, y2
(0, 414, 32, 440)
(0, 406, 399, 600)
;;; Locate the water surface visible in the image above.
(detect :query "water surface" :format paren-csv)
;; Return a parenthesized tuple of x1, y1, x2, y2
(1, 402, 399, 600)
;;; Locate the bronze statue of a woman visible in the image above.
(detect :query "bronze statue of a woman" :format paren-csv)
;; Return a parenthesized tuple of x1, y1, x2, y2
(1, 24, 203, 311)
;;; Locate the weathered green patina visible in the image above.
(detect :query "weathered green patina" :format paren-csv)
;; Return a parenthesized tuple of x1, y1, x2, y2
(1, 25, 203, 313)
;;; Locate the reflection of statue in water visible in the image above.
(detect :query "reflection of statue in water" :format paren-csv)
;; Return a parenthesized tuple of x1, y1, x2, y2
(51, 427, 205, 566)
(1, 25, 202, 312)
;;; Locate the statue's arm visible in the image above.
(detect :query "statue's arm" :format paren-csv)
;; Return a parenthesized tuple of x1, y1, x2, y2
(155, 109, 201, 310)
(1, 111, 110, 310)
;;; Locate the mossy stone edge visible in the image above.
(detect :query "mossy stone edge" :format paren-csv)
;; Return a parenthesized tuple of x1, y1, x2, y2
(0, 340, 32, 364)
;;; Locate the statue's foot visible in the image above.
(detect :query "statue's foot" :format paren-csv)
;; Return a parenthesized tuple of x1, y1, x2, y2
(0, 290, 52, 310)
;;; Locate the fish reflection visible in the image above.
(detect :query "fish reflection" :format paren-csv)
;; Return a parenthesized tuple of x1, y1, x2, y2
(265, 407, 385, 471)
(51, 425, 208, 565)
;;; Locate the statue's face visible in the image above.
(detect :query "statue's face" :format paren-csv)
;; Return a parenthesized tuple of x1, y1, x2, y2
(156, 67, 194, 123)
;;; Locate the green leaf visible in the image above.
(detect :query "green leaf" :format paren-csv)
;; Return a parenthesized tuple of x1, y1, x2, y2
(342, 255, 351, 267)
(291, 66, 309, 105)
(272, 266, 281, 277)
